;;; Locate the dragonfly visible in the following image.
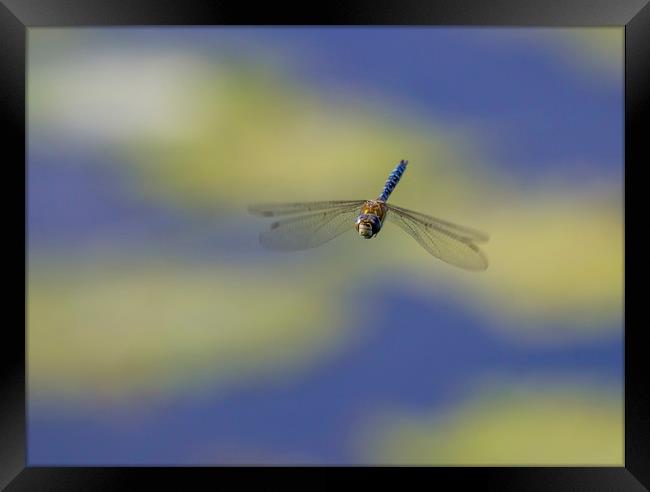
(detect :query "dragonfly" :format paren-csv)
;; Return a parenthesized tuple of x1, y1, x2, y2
(248, 160, 489, 270)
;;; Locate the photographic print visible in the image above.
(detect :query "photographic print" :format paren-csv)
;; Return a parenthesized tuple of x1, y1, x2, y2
(26, 27, 623, 466)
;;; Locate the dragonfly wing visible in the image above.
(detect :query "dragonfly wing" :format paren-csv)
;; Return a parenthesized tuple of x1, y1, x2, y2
(260, 205, 361, 251)
(386, 204, 489, 243)
(248, 200, 365, 217)
(386, 207, 488, 270)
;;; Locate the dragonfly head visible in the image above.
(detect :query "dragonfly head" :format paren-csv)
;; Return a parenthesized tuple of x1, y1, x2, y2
(355, 214, 381, 239)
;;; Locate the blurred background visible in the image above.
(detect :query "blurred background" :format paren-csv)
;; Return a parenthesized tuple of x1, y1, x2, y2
(27, 27, 623, 465)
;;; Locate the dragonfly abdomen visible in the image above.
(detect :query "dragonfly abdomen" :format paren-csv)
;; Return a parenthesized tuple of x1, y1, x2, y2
(378, 159, 408, 202)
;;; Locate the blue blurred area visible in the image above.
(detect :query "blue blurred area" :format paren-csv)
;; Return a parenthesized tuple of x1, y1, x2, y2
(29, 284, 621, 464)
(28, 152, 253, 256)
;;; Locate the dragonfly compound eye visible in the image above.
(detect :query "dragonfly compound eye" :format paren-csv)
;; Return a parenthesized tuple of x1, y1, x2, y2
(355, 214, 380, 239)
(357, 222, 373, 238)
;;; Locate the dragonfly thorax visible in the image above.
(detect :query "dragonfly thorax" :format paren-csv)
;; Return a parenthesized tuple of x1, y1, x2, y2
(355, 213, 382, 239)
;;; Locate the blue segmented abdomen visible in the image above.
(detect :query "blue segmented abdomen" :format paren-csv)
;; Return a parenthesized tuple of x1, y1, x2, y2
(378, 160, 408, 202)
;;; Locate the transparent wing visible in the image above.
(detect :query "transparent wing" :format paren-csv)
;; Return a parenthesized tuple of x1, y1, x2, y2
(386, 205, 489, 270)
(248, 200, 365, 217)
(259, 204, 361, 251)
(386, 204, 489, 243)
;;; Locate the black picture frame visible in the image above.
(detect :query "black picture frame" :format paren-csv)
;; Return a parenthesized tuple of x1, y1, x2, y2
(3, 0, 647, 489)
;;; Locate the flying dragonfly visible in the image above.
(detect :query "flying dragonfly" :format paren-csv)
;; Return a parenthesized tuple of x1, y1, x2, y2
(248, 160, 489, 270)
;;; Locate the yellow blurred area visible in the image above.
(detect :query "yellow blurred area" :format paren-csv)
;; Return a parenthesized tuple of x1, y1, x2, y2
(380, 185, 623, 339)
(475, 189, 622, 331)
(360, 381, 622, 465)
(553, 28, 623, 78)
(27, 258, 351, 403)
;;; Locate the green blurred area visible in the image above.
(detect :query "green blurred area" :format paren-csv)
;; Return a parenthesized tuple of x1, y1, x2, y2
(28, 257, 356, 403)
(360, 381, 622, 465)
